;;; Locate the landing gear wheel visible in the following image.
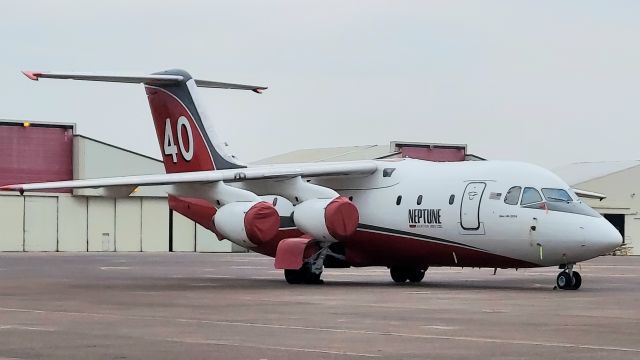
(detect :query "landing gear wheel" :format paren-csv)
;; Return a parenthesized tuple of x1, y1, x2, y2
(407, 269, 426, 283)
(284, 264, 323, 285)
(305, 271, 324, 285)
(284, 269, 305, 284)
(556, 271, 574, 290)
(569, 271, 582, 290)
(390, 267, 409, 283)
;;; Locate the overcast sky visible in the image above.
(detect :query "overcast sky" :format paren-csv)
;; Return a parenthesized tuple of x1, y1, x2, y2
(1, 1, 639, 169)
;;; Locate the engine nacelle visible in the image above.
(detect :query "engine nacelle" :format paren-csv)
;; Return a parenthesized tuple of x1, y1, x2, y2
(213, 201, 280, 248)
(293, 196, 359, 241)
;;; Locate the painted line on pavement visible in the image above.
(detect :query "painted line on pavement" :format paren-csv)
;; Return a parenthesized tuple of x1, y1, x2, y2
(0, 307, 638, 354)
(161, 337, 380, 357)
(0, 325, 56, 331)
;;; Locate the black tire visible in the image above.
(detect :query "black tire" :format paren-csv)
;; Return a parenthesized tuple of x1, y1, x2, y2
(390, 267, 408, 283)
(305, 271, 324, 284)
(407, 269, 426, 283)
(284, 269, 304, 284)
(285, 265, 323, 285)
(569, 271, 582, 290)
(556, 271, 572, 290)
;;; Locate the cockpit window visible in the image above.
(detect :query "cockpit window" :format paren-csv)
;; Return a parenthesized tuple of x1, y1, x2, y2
(504, 186, 522, 205)
(521, 187, 543, 205)
(542, 188, 573, 203)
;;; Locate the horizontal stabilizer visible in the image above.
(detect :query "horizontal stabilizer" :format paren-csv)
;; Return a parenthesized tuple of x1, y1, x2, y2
(22, 71, 183, 84)
(194, 79, 267, 93)
(22, 70, 267, 93)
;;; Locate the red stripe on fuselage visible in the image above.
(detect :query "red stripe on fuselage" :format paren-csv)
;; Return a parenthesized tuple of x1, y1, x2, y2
(345, 228, 538, 268)
(164, 196, 536, 269)
(253, 226, 538, 269)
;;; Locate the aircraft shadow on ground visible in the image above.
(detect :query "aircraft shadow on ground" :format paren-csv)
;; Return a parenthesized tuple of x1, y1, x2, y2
(71, 275, 557, 293)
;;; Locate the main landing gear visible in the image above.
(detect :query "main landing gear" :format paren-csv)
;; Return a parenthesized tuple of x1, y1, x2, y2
(556, 264, 582, 290)
(284, 244, 343, 285)
(284, 263, 323, 284)
(390, 267, 428, 283)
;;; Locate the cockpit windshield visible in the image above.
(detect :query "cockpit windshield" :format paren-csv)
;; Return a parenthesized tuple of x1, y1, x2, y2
(511, 186, 600, 217)
(521, 187, 543, 205)
(542, 188, 573, 203)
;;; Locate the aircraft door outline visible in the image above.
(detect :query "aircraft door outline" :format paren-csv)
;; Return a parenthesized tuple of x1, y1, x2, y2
(460, 182, 487, 231)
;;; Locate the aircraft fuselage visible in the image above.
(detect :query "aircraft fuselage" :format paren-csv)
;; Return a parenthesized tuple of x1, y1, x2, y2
(251, 158, 622, 269)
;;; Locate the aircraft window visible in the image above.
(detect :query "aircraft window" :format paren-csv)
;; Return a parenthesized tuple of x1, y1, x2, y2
(383, 168, 396, 177)
(449, 194, 455, 205)
(521, 187, 543, 205)
(504, 186, 522, 205)
(396, 195, 402, 205)
(348, 196, 354, 201)
(417, 195, 423, 205)
(542, 188, 573, 203)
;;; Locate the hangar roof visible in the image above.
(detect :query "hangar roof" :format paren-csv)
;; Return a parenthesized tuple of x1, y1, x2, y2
(255, 142, 484, 164)
(554, 160, 640, 186)
(253, 145, 398, 164)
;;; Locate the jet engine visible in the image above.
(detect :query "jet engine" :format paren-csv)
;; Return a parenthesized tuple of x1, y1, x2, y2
(293, 196, 359, 241)
(213, 201, 280, 248)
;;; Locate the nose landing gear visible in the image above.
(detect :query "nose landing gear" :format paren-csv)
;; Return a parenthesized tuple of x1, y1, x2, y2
(556, 264, 582, 290)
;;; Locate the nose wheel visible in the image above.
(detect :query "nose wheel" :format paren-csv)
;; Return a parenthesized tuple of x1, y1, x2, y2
(556, 267, 582, 290)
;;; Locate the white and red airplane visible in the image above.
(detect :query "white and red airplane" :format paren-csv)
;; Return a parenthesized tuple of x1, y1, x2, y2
(1, 69, 622, 290)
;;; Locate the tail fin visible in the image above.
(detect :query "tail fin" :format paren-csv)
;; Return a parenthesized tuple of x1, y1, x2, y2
(22, 69, 266, 173)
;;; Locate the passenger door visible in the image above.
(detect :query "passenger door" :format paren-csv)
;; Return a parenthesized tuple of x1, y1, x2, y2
(460, 182, 486, 231)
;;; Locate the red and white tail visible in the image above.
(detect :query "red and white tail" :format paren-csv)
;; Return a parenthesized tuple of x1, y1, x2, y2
(22, 69, 266, 173)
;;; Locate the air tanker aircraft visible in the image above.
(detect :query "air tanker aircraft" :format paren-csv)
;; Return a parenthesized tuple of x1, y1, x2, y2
(1, 69, 622, 290)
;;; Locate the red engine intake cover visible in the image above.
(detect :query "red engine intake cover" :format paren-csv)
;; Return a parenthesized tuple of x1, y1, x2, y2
(324, 196, 359, 240)
(244, 202, 280, 245)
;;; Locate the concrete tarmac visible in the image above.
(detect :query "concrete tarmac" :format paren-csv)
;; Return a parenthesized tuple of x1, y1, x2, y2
(0, 253, 638, 360)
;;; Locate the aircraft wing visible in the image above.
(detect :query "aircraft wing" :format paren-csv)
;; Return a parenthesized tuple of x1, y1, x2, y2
(0, 161, 378, 194)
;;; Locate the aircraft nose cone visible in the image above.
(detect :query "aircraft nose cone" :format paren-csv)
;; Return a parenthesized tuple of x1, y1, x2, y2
(594, 218, 623, 254)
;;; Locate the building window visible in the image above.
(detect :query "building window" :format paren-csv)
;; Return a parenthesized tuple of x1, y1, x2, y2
(504, 186, 522, 205)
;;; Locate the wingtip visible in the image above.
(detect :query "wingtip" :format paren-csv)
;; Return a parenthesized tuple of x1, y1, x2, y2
(22, 70, 42, 81)
(253, 87, 267, 94)
(0, 185, 24, 195)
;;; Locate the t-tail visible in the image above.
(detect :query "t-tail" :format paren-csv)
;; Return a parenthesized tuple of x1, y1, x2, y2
(22, 69, 266, 173)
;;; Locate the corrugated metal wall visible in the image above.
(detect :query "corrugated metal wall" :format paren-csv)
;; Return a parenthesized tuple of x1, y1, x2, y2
(0, 194, 234, 252)
(0, 124, 73, 190)
(0, 122, 239, 253)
